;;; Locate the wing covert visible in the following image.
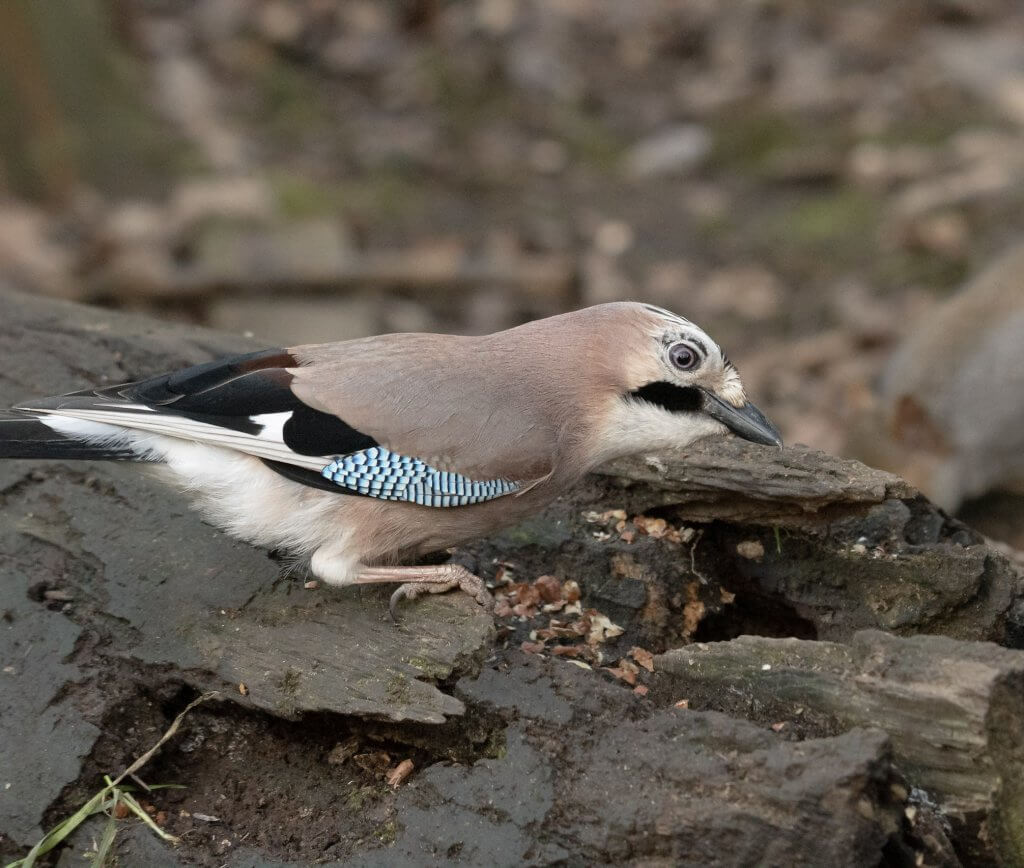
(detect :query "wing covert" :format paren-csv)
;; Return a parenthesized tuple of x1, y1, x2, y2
(321, 446, 520, 506)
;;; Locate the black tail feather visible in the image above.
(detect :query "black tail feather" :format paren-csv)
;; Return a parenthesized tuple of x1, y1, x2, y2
(0, 413, 139, 461)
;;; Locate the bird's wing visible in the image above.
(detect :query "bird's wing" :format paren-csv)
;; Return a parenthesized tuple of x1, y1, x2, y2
(17, 339, 555, 506)
(288, 332, 560, 485)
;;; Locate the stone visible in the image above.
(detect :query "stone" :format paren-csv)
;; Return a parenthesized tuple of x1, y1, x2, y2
(623, 124, 712, 179)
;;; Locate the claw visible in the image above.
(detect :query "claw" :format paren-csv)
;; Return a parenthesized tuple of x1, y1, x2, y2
(388, 584, 418, 621)
(387, 571, 493, 622)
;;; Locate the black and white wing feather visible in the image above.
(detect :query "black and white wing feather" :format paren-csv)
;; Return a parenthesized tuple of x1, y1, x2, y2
(15, 348, 522, 506)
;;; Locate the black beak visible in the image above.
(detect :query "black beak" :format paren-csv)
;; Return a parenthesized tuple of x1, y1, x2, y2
(699, 389, 783, 447)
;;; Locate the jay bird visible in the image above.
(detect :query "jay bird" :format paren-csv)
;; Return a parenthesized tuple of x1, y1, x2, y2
(0, 302, 781, 615)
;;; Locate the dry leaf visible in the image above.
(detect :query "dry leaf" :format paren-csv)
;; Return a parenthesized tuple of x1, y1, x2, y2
(682, 581, 706, 638)
(238, 682, 249, 696)
(493, 598, 514, 618)
(604, 658, 639, 685)
(551, 644, 583, 658)
(513, 582, 541, 607)
(534, 575, 563, 603)
(633, 684, 649, 697)
(520, 641, 546, 654)
(587, 613, 624, 645)
(492, 563, 516, 586)
(682, 599, 706, 638)
(327, 737, 361, 766)
(634, 516, 669, 538)
(629, 646, 655, 672)
(354, 751, 392, 776)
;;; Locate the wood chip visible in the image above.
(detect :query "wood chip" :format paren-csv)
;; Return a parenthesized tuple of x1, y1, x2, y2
(736, 540, 765, 561)
(386, 758, 415, 788)
(238, 682, 249, 696)
(43, 589, 74, 602)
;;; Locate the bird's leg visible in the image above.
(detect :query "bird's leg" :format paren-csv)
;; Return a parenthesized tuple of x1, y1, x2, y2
(350, 564, 492, 620)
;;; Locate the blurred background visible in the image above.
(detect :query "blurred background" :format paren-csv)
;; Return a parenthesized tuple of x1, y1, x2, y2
(1, 0, 1022, 545)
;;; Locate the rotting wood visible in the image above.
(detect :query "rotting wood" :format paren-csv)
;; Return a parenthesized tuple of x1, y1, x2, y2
(599, 439, 915, 523)
(193, 590, 494, 724)
(655, 630, 1024, 865)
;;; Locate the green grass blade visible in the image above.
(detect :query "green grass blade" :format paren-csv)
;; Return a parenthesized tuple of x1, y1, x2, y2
(90, 816, 118, 868)
(116, 791, 179, 843)
(6, 692, 215, 868)
(8, 786, 112, 868)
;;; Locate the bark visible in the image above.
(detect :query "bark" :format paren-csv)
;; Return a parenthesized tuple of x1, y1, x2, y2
(655, 630, 1024, 865)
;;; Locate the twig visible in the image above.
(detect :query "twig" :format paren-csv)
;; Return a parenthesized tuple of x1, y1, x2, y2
(688, 530, 710, 585)
(109, 692, 218, 790)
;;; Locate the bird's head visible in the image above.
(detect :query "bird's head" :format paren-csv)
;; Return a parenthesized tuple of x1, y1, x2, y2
(575, 302, 782, 464)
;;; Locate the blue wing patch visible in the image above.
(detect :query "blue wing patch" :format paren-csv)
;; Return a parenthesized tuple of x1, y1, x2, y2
(321, 446, 521, 507)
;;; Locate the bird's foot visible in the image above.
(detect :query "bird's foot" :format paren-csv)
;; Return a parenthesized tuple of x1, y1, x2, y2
(389, 569, 491, 620)
(350, 564, 492, 621)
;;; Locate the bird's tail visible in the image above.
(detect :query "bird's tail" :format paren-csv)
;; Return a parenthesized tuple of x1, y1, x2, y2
(0, 412, 140, 461)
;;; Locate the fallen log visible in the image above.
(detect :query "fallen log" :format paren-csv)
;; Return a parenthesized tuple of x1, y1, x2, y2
(0, 284, 1019, 866)
(655, 630, 1024, 865)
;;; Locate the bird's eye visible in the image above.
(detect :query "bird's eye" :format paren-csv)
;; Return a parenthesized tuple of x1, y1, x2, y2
(668, 342, 700, 372)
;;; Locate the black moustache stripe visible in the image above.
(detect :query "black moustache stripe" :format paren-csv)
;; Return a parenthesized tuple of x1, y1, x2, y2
(626, 381, 702, 413)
